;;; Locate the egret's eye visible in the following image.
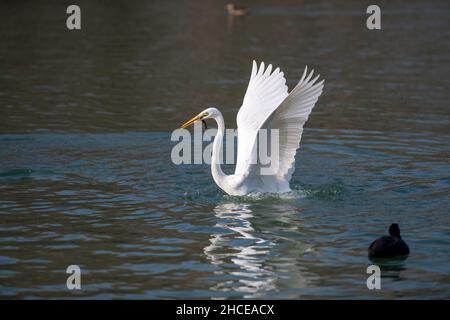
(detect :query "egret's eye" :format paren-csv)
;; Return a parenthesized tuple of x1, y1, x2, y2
(202, 113, 208, 119)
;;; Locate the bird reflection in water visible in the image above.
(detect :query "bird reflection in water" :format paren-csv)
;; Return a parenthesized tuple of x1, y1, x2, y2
(203, 202, 277, 298)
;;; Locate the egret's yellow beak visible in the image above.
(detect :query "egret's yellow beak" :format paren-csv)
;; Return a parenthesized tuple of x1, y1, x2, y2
(181, 113, 207, 129)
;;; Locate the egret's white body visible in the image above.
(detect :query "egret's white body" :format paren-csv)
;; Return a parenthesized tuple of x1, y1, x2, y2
(182, 61, 324, 196)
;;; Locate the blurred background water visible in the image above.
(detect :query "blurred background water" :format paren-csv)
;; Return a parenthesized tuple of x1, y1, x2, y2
(0, 0, 449, 299)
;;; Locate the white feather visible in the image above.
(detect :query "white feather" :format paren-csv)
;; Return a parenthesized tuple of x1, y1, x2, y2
(234, 63, 324, 193)
(183, 61, 324, 195)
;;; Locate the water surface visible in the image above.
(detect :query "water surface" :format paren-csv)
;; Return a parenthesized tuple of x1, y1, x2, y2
(0, 0, 449, 299)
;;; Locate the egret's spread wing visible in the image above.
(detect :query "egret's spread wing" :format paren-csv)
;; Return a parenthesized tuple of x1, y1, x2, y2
(267, 67, 324, 182)
(235, 61, 288, 175)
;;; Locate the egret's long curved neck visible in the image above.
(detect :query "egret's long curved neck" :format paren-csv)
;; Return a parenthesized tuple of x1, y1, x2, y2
(211, 113, 227, 186)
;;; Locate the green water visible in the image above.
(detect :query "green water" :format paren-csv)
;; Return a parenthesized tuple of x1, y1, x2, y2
(0, 0, 449, 299)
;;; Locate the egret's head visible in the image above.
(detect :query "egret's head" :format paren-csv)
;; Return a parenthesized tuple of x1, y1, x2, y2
(181, 107, 219, 129)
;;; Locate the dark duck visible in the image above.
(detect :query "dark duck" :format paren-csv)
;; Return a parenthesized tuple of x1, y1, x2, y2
(368, 224, 410, 258)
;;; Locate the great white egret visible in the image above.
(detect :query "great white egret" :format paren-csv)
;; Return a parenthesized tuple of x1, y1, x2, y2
(181, 61, 324, 196)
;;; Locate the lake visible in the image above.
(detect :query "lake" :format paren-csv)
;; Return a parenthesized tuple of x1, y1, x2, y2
(0, 0, 449, 299)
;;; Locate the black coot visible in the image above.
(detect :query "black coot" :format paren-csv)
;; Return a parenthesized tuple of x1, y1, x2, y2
(368, 224, 409, 258)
